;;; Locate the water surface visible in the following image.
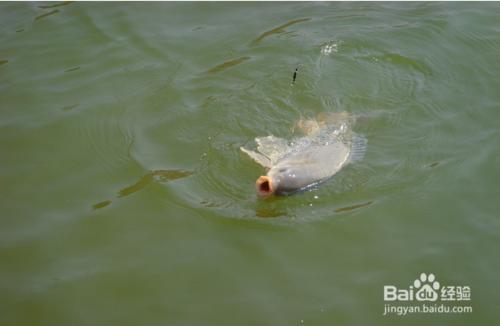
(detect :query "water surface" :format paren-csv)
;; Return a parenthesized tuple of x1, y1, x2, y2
(1, 2, 499, 325)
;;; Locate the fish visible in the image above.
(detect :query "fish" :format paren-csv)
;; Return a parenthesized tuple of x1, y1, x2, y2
(240, 112, 367, 196)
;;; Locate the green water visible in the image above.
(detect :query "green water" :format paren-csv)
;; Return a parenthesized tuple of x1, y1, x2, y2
(1, 2, 499, 325)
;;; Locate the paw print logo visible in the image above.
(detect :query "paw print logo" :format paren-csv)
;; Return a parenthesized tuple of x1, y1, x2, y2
(414, 273, 440, 302)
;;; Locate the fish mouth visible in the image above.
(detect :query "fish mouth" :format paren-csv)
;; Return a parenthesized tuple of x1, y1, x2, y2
(256, 176, 274, 196)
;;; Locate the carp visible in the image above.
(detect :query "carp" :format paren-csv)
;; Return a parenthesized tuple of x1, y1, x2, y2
(241, 112, 367, 196)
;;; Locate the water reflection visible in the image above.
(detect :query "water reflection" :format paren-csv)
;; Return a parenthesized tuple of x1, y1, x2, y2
(207, 56, 250, 74)
(34, 9, 60, 21)
(428, 161, 440, 168)
(118, 170, 192, 198)
(255, 207, 285, 218)
(64, 66, 80, 73)
(334, 201, 373, 213)
(92, 200, 111, 210)
(38, 1, 73, 9)
(251, 18, 311, 45)
(61, 104, 79, 111)
(93, 169, 192, 210)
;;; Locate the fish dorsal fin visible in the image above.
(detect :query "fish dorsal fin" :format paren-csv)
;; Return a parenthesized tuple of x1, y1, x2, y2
(255, 135, 290, 164)
(240, 147, 272, 168)
(240, 136, 290, 168)
(347, 133, 367, 163)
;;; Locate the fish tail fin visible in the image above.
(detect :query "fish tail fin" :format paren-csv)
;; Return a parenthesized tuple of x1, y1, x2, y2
(348, 134, 367, 163)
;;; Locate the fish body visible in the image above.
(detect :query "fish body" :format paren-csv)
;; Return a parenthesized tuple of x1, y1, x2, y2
(241, 112, 366, 196)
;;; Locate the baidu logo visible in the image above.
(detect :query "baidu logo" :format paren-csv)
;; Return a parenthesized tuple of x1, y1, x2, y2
(414, 273, 440, 301)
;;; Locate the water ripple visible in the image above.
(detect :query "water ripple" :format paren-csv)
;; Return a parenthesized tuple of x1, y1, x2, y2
(251, 17, 311, 45)
(34, 9, 59, 21)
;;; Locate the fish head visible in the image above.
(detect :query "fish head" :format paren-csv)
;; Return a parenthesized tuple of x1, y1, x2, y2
(256, 163, 313, 196)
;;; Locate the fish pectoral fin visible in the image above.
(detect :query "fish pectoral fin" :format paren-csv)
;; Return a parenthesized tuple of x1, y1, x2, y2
(240, 147, 272, 168)
(255, 136, 289, 164)
(347, 134, 367, 163)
